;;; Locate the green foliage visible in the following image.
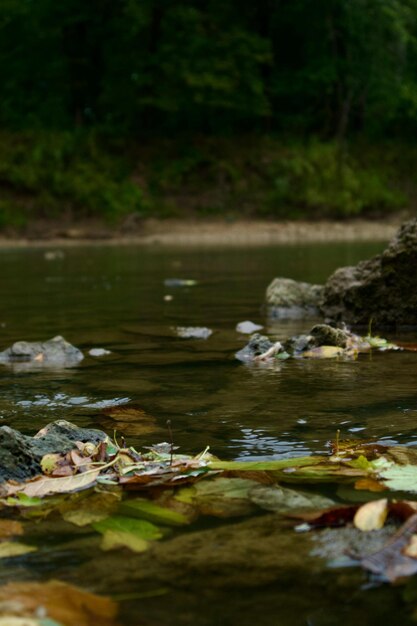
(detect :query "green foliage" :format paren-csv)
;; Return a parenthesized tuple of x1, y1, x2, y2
(0, 132, 147, 222)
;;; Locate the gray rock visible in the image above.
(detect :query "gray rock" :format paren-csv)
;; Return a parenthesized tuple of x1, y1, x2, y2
(0, 335, 84, 367)
(284, 333, 315, 354)
(235, 333, 274, 362)
(88, 348, 111, 357)
(175, 326, 213, 339)
(0, 420, 106, 483)
(236, 320, 264, 334)
(321, 218, 417, 327)
(266, 278, 324, 319)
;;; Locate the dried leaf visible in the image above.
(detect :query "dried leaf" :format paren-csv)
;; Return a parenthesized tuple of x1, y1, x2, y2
(403, 535, 417, 559)
(0, 580, 118, 626)
(354, 478, 387, 492)
(0, 519, 23, 540)
(354, 499, 388, 531)
(0, 542, 36, 558)
(361, 513, 417, 581)
(5, 470, 101, 498)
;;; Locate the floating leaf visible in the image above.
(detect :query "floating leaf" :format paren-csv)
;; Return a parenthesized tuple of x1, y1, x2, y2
(0, 542, 36, 558)
(354, 499, 388, 531)
(208, 457, 325, 472)
(120, 498, 189, 526)
(5, 470, 101, 498)
(0, 580, 118, 626)
(378, 464, 417, 493)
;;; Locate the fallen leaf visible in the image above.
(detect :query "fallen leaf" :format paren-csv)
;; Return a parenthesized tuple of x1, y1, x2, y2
(403, 535, 417, 559)
(5, 470, 101, 498)
(0, 542, 36, 558)
(208, 457, 326, 471)
(355, 478, 387, 492)
(302, 346, 345, 359)
(361, 513, 417, 581)
(0, 580, 118, 626)
(60, 490, 122, 527)
(100, 530, 149, 553)
(354, 499, 388, 531)
(120, 498, 190, 526)
(378, 464, 417, 493)
(248, 484, 334, 513)
(0, 519, 23, 540)
(92, 515, 162, 541)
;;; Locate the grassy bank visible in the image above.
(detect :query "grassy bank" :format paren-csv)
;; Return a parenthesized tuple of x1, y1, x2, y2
(0, 132, 413, 231)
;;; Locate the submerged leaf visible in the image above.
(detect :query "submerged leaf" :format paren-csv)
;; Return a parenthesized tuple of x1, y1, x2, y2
(100, 530, 149, 553)
(354, 499, 388, 531)
(0, 580, 118, 626)
(249, 484, 334, 513)
(120, 499, 189, 526)
(0, 542, 36, 558)
(93, 515, 162, 548)
(0, 519, 23, 540)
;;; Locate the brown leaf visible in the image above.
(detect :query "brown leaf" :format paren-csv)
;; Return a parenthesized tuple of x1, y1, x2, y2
(355, 478, 387, 492)
(288, 505, 359, 526)
(0, 580, 118, 626)
(361, 513, 417, 582)
(0, 520, 23, 540)
(5, 469, 101, 498)
(354, 499, 388, 531)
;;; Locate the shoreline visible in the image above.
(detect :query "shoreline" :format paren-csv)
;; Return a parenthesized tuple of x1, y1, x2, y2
(0, 218, 404, 248)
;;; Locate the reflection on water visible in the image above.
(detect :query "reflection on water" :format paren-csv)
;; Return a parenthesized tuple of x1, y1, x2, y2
(0, 241, 416, 457)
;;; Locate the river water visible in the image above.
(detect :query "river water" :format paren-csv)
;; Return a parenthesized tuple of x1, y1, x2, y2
(1, 241, 417, 625)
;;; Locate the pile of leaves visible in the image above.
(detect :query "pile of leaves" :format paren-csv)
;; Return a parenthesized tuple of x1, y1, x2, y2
(4, 429, 417, 586)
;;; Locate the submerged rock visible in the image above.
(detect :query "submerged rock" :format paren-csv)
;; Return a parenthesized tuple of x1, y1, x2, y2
(266, 278, 323, 319)
(321, 218, 417, 327)
(0, 336, 84, 367)
(0, 420, 106, 483)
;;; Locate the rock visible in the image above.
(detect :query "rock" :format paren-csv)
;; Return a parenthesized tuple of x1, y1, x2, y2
(0, 421, 106, 483)
(0, 336, 84, 366)
(175, 327, 212, 339)
(88, 348, 111, 357)
(284, 333, 315, 354)
(309, 324, 351, 348)
(266, 278, 324, 319)
(236, 321, 264, 334)
(235, 333, 274, 362)
(321, 218, 417, 327)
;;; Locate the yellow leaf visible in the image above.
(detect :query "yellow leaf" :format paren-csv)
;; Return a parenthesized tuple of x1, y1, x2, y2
(0, 580, 118, 626)
(353, 498, 388, 531)
(302, 346, 344, 359)
(100, 529, 149, 553)
(0, 618, 39, 626)
(0, 542, 36, 558)
(403, 534, 417, 559)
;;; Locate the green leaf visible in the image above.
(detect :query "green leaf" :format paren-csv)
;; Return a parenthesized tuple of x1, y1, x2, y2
(208, 456, 325, 471)
(0, 542, 37, 558)
(5, 493, 43, 507)
(93, 515, 162, 540)
(120, 499, 189, 526)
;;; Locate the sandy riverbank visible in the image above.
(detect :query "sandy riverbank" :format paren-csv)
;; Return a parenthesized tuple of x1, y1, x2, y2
(0, 217, 407, 248)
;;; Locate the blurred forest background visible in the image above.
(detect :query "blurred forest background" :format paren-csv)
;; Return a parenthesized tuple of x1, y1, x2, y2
(1, 0, 417, 228)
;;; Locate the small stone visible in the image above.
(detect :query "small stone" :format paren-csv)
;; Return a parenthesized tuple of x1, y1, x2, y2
(236, 321, 264, 334)
(89, 348, 111, 357)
